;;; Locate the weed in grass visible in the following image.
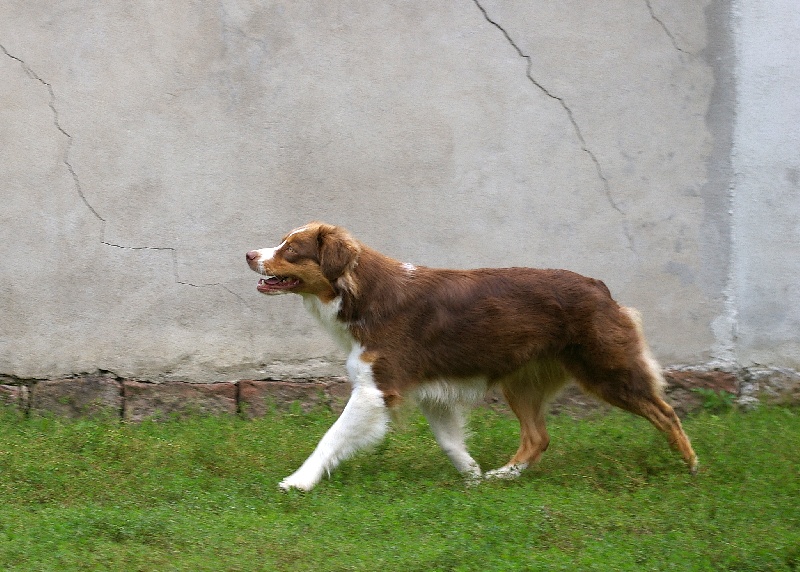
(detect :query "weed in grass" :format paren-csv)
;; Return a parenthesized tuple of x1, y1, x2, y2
(0, 407, 797, 571)
(692, 387, 738, 413)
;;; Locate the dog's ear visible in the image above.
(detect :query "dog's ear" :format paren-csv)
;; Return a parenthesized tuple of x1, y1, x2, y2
(317, 224, 360, 283)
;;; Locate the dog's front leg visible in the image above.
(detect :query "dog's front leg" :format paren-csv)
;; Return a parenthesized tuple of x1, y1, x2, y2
(279, 347, 390, 491)
(418, 400, 482, 482)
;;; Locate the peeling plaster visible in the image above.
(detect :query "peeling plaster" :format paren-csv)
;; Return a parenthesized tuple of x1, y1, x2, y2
(0, 43, 253, 311)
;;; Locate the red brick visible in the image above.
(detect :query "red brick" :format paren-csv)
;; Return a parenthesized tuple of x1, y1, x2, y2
(123, 380, 237, 422)
(662, 369, 739, 416)
(0, 384, 27, 412)
(239, 380, 327, 418)
(324, 378, 352, 414)
(663, 369, 738, 393)
(30, 377, 121, 419)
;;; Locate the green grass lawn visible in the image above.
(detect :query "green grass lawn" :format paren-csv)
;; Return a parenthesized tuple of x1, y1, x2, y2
(0, 404, 797, 571)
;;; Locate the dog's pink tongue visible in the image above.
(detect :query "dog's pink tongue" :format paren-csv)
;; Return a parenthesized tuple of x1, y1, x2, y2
(257, 278, 273, 293)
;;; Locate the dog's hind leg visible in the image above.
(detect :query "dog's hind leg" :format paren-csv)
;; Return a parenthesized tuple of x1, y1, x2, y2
(279, 347, 390, 491)
(570, 307, 698, 474)
(418, 400, 482, 482)
(486, 360, 569, 480)
(575, 367, 698, 474)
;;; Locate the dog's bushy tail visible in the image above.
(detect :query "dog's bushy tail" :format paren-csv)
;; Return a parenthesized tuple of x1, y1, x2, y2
(621, 306, 667, 394)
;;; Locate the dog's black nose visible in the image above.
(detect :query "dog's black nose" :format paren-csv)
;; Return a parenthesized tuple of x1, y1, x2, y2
(246, 251, 259, 262)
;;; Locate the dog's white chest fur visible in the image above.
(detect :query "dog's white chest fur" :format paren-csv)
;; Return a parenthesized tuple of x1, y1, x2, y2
(302, 295, 354, 351)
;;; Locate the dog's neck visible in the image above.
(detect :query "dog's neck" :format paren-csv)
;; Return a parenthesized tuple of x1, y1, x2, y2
(300, 245, 409, 349)
(338, 246, 414, 323)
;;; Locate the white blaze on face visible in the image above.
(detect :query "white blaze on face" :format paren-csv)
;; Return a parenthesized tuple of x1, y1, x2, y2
(248, 226, 319, 296)
(251, 247, 279, 273)
(286, 226, 309, 239)
(253, 226, 309, 271)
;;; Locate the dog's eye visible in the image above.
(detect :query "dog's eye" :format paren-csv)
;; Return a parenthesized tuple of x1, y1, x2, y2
(283, 244, 301, 261)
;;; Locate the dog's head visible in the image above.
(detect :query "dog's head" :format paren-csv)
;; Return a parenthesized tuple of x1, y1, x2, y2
(246, 222, 361, 299)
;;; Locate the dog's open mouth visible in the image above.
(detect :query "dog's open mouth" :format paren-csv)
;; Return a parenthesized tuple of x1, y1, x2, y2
(257, 275, 302, 294)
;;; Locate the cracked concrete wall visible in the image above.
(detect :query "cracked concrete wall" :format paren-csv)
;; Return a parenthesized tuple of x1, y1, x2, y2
(1, 0, 797, 382)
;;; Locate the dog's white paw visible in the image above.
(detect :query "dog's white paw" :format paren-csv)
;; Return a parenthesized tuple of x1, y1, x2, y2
(278, 473, 318, 492)
(484, 463, 528, 481)
(462, 465, 483, 487)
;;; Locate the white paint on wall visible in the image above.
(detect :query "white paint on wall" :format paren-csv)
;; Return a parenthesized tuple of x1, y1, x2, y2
(732, 0, 800, 367)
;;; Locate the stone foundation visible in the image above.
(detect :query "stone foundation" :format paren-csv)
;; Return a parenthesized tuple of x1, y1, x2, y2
(1, 367, 797, 421)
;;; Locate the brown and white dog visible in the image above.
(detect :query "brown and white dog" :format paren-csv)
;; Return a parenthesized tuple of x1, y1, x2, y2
(246, 222, 697, 491)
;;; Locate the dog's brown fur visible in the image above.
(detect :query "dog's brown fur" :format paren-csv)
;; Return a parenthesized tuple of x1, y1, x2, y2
(247, 222, 698, 484)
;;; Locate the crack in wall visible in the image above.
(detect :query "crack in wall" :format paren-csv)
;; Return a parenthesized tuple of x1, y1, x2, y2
(644, 0, 690, 55)
(1, 43, 103, 221)
(1, 43, 253, 311)
(470, 0, 626, 221)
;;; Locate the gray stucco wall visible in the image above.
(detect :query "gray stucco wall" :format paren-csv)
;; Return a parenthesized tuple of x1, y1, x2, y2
(1, 0, 798, 383)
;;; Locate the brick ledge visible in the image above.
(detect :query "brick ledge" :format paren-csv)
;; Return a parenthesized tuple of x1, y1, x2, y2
(1, 367, 797, 421)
